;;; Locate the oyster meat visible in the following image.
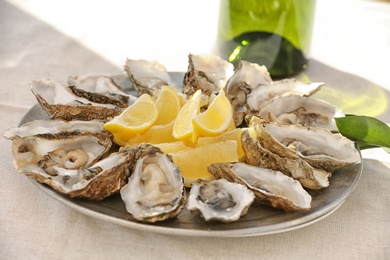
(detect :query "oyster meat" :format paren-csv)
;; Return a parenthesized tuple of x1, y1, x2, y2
(31, 79, 125, 121)
(208, 163, 312, 211)
(182, 54, 234, 97)
(124, 58, 171, 97)
(120, 144, 185, 223)
(187, 179, 254, 222)
(256, 94, 344, 130)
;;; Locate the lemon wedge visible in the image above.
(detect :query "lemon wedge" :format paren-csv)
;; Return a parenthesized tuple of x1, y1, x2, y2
(192, 89, 233, 137)
(172, 90, 202, 143)
(154, 85, 182, 125)
(104, 94, 158, 142)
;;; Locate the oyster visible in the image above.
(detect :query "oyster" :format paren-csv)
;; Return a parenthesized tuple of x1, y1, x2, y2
(31, 79, 125, 121)
(262, 122, 361, 172)
(224, 60, 272, 126)
(6, 128, 131, 200)
(256, 94, 344, 130)
(5, 119, 113, 172)
(182, 54, 234, 97)
(2, 115, 137, 200)
(3, 118, 113, 175)
(3, 119, 106, 139)
(187, 179, 254, 222)
(120, 144, 185, 223)
(241, 126, 330, 189)
(10, 132, 112, 174)
(208, 163, 312, 211)
(124, 58, 171, 97)
(245, 79, 323, 122)
(67, 75, 138, 106)
(37, 150, 131, 200)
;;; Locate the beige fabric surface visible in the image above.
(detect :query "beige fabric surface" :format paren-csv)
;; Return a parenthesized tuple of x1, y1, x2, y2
(1, 1, 390, 259)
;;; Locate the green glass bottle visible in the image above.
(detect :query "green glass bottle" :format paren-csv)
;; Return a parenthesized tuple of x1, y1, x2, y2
(215, 0, 316, 78)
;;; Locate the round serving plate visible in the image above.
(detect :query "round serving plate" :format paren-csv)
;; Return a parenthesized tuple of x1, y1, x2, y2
(20, 73, 362, 237)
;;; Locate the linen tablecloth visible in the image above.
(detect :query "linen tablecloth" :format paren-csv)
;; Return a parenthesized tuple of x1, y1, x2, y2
(1, 0, 390, 259)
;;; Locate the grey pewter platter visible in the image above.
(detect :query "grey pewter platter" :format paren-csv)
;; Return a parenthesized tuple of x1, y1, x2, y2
(21, 73, 363, 237)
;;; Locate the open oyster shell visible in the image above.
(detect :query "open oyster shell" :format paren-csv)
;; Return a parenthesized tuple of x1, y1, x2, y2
(124, 58, 171, 97)
(67, 75, 138, 106)
(3, 119, 106, 139)
(10, 132, 112, 172)
(208, 163, 312, 211)
(3, 119, 113, 171)
(246, 79, 323, 116)
(2, 118, 136, 200)
(262, 122, 361, 172)
(187, 179, 254, 222)
(256, 94, 344, 130)
(120, 144, 186, 223)
(30, 79, 125, 121)
(183, 54, 234, 97)
(8, 130, 132, 200)
(224, 60, 272, 126)
(241, 126, 330, 190)
(39, 150, 131, 200)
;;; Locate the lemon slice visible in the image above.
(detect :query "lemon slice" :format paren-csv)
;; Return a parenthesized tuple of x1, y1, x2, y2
(104, 94, 158, 141)
(172, 90, 202, 143)
(192, 89, 233, 136)
(154, 85, 182, 125)
(171, 140, 239, 187)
